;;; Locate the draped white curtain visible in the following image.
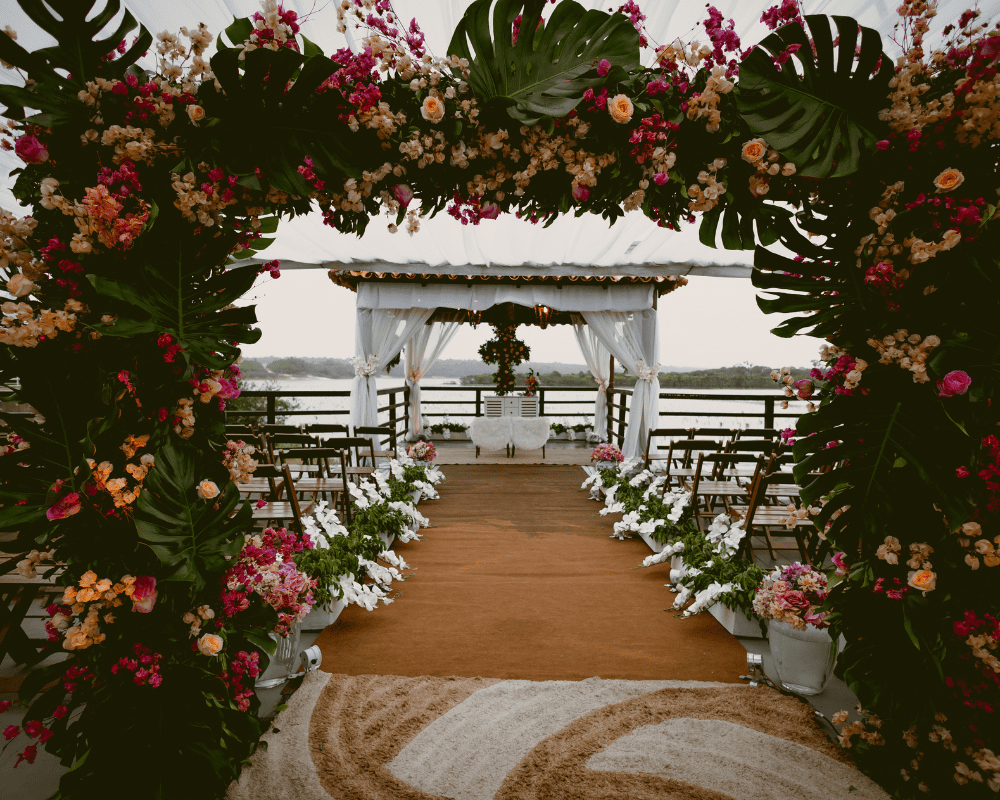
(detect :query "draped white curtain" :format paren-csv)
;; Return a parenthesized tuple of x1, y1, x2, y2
(572, 323, 611, 442)
(580, 310, 660, 460)
(405, 321, 460, 440)
(351, 308, 434, 430)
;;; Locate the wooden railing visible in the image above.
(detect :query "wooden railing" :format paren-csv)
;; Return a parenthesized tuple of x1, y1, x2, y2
(232, 385, 799, 448)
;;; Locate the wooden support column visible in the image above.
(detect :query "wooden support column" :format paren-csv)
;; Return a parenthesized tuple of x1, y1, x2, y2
(606, 355, 615, 443)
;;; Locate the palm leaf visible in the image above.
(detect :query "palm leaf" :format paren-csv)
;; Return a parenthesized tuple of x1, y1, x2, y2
(448, 0, 640, 125)
(737, 15, 893, 178)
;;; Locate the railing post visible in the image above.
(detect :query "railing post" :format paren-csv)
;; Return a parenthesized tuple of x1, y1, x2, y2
(389, 387, 397, 435)
(267, 393, 276, 425)
(402, 384, 409, 438)
(764, 397, 775, 428)
(606, 388, 614, 443)
(538, 387, 545, 416)
(475, 389, 481, 418)
(617, 393, 627, 447)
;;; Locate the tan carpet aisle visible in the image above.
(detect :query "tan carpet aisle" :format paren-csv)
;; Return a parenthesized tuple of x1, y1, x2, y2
(313, 465, 747, 682)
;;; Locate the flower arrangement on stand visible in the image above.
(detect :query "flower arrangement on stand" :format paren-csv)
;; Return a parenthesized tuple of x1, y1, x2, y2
(478, 324, 530, 395)
(591, 443, 624, 463)
(406, 440, 436, 462)
(523, 369, 539, 397)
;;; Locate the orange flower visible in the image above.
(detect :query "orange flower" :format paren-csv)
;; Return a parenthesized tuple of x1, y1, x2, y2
(421, 96, 445, 123)
(78, 570, 97, 588)
(908, 568, 937, 593)
(933, 168, 964, 193)
(120, 434, 150, 458)
(741, 138, 767, 163)
(608, 94, 633, 124)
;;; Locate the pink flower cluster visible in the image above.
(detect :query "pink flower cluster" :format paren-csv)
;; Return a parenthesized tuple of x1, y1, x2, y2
(220, 527, 315, 634)
(591, 443, 624, 462)
(446, 191, 499, 225)
(702, 5, 744, 75)
(220, 650, 261, 712)
(110, 642, 164, 687)
(628, 113, 679, 164)
(873, 576, 910, 601)
(407, 440, 436, 462)
(937, 370, 972, 398)
(157, 332, 184, 363)
(752, 562, 830, 629)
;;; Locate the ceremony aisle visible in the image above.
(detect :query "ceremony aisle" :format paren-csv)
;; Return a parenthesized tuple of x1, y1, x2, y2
(313, 465, 746, 682)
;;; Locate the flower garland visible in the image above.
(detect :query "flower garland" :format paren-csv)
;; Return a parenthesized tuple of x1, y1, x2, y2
(478, 324, 530, 396)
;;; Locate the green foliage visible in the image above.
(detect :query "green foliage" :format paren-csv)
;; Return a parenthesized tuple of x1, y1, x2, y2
(224, 380, 300, 425)
(448, 0, 641, 125)
(737, 15, 893, 179)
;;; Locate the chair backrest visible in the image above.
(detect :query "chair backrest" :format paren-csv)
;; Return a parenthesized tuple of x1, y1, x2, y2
(260, 424, 302, 435)
(250, 463, 285, 501)
(664, 439, 722, 469)
(644, 428, 693, 467)
(354, 425, 398, 456)
(736, 428, 779, 440)
(688, 452, 764, 507)
(225, 424, 256, 438)
(306, 423, 351, 436)
(485, 397, 503, 418)
(725, 439, 778, 456)
(690, 428, 738, 440)
(262, 432, 318, 464)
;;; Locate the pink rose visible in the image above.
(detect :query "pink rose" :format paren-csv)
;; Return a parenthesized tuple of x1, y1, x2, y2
(653, 171, 669, 185)
(803, 609, 828, 628)
(14, 135, 48, 165)
(131, 576, 158, 613)
(596, 58, 611, 77)
(571, 184, 590, 202)
(480, 202, 500, 220)
(777, 590, 810, 611)
(794, 378, 814, 400)
(832, 551, 849, 577)
(392, 184, 413, 207)
(937, 370, 971, 398)
(46, 493, 81, 521)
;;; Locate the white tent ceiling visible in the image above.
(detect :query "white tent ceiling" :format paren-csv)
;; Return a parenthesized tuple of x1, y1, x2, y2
(2, 0, 996, 276)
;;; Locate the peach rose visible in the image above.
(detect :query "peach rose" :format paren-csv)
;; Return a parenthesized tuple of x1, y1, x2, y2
(197, 633, 223, 656)
(421, 96, 445, 123)
(196, 479, 220, 500)
(933, 168, 964, 193)
(186, 104, 205, 123)
(741, 138, 767, 163)
(608, 94, 633, 124)
(907, 569, 937, 593)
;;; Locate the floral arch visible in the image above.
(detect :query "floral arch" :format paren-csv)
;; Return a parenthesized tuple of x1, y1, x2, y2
(0, 0, 997, 796)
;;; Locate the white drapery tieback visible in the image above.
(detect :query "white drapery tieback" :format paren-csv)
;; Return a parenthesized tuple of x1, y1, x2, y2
(407, 368, 422, 383)
(351, 354, 379, 377)
(634, 359, 659, 382)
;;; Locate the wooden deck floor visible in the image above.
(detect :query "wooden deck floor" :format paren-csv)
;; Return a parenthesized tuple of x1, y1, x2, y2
(431, 440, 593, 466)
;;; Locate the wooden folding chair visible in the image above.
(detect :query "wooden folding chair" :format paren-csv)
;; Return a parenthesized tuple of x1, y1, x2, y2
(224, 424, 257, 438)
(248, 463, 313, 535)
(260, 423, 302, 435)
(354, 425, 399, 463)
(320, 436, 377, 484)
(735, 428, 779, 440)
(725, 438, 779, 458)
(643, 428, 692, 471)
(733, 470, 818, 566)
(275, 447, 352, 523)
(0, 557, 63, 668)
(262, 432, 320, 470)
(688, 453, 763, 528)
(659, 439, 722, 491)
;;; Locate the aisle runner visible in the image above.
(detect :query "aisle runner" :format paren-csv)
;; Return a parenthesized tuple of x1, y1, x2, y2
(312, 465, 747, 682)
(227, 671, 888, 800)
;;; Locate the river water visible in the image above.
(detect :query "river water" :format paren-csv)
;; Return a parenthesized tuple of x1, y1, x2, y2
(249, 377, 798, 431)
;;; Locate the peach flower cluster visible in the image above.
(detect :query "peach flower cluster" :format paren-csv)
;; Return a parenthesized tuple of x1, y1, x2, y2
(865, 329, 940, 383)
(182, 604, 216, 638)
(16, 548, 55, 579)
(60, 572, 137, 650)
(89, 446, 155, 509)
(954, 520, 1000, 571)
(0, 297, 85, 348)
(740, 137, 796, 197)
(223, 439, 258, 484)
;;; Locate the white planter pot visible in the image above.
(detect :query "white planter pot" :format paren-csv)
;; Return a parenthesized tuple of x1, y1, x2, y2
(670, 555, 684, 572)
(407, 488, 422, 505)
(443, 429, 451, 439)
(301, 595, 347, 631)
(708, 602, 765, 639)
(567, 429, 576, 440)
(379, 530, 395, 551)
(767, 619, 839, 695)
(638, 529, 665, 554)
(593, 460, 620, 471)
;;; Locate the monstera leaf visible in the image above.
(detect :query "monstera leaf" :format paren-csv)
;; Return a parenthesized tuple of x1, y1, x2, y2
(737, 15, 893, 178)
(448, 0, 640, 125)
(135, 442, 249, 591)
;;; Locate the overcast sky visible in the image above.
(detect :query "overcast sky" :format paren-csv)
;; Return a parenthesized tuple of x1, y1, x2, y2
(239, 268, 822, 370)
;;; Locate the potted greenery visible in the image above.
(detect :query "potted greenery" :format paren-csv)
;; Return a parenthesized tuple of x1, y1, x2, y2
(550, 421, 568, 439)
(447, 421, 469, 439)
(428, 422, 447, 438)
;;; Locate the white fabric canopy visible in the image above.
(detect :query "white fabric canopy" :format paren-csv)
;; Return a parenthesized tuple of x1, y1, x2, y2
(351, 307, 433, 430)
(581, 310, 659, 460)
(5, 0, 990, 272)
(356, 281, 653, 312)
(405, 321, 459, 441)
(573, 323, 612, 442)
